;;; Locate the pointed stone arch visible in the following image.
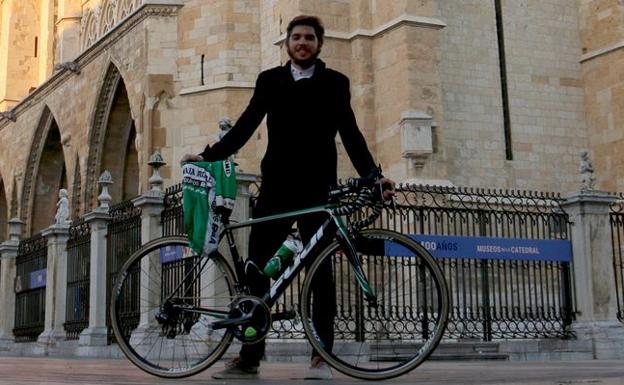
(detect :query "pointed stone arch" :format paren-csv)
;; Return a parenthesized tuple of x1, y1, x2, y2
(85, 63, 139, 209)
(21, 106, 69, 234)
(85, 64, 122, 209)
(119, 119, 139, 201)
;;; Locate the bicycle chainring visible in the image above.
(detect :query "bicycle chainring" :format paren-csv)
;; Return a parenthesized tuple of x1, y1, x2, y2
(228, 296, 272, 344)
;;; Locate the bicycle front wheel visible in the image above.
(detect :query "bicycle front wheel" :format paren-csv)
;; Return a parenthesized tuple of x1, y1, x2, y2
(110, 236, 237, 378)
(300, 229, 449, 380)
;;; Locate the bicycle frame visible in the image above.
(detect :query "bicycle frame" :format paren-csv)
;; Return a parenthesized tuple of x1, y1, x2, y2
(158, 201, 379, 328)
(221, 203, 378, 309)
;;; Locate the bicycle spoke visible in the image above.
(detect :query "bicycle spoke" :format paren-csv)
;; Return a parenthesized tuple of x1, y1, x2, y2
(157, 333, 164, 369)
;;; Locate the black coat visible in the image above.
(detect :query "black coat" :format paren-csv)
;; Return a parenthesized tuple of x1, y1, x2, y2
(200, 59, 378, 205)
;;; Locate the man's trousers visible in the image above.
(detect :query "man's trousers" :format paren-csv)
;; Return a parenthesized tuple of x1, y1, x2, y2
(239, 190, 337, 365)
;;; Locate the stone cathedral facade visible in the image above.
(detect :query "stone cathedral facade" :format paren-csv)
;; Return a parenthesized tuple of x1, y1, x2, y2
(0, 0, 619, 238)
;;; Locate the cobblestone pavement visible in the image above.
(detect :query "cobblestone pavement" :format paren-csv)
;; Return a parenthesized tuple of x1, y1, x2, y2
(0, 357, 622, 385)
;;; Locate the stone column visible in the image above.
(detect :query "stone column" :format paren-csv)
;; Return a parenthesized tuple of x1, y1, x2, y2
(37, 223, 70, 346)
(128, 191, 164, 341)
(562, 190, 624, 359)
(0, 218, 23, 349)
(129, 154, 165, 339)
(133, 192, 165, 245)
(78, 208, 110, 347)
(135, 151, 166, 245)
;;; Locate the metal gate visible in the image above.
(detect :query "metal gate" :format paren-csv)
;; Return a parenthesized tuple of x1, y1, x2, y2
(609, 199, 624, 323)
(14, 234, 48, 342)
(106, 200, 141, 342)
(65, 219, 91, 339)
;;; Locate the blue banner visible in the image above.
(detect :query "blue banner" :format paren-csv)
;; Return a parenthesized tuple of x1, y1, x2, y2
(386, 235, 572, 262)
(29, 269, 47, 289)
(160, 245, 183, 264)
(15, 269, 47, 293)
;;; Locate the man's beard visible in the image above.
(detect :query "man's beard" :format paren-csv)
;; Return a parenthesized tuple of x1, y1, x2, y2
(286, 46, 320, 69)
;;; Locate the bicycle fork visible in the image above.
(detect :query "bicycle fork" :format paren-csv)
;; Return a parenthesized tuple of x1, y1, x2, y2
(334, 217, 379, 309)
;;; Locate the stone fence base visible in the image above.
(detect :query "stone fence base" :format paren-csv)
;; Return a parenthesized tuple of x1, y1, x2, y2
(0, 337, 616, 362)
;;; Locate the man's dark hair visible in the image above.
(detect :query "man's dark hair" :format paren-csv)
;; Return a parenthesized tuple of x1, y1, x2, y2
(286, 15, 325, 46)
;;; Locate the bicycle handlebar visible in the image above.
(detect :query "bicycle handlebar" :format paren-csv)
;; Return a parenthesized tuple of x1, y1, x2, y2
(328, 176, 388, 229)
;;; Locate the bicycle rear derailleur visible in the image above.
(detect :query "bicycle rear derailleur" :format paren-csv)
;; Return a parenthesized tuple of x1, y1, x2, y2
(155, 299, 198, 339)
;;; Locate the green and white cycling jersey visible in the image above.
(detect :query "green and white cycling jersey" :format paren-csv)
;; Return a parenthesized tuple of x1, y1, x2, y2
(182, 160, 237, 255)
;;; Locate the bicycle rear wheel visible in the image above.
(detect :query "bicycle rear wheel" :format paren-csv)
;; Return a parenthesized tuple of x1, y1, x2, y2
(110, 236, 237, 378)
(300, 229, 449, 380)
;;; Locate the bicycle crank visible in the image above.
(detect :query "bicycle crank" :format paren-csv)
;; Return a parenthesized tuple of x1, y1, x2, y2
(225, 296, 272, 344)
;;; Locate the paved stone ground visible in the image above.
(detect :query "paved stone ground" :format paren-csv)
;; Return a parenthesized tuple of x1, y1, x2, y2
(0, 357, 622, 385)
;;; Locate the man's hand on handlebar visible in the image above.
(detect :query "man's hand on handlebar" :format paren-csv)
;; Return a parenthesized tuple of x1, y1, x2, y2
(337, 175, 396, 203)
(378, 177, 396, 202)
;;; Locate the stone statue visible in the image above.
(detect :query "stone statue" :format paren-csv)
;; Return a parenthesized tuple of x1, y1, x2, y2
(54, 188, 70, 224)
(218, 116, 239, 162)
(218, 116, 232, 141)
(579, 150, 596, 191)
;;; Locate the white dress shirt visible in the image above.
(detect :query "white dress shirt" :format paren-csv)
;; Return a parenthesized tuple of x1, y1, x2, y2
(291, 64, 315, 81)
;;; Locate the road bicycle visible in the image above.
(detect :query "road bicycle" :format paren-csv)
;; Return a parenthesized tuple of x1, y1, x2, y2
(110, 177, 450, 380)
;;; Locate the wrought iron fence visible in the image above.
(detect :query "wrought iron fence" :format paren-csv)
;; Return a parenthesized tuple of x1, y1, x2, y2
(114, 259, 139, 341)
(14, 233, 48, 342)
(65, 218, 91, 339)
(162, 184, 184, 236)
(267, 184, 575, 340)
(158, 182, 576, 340)
(106, 199, 142, 343)
(370, 185, 575, 340)
(609, 196, 624, 323)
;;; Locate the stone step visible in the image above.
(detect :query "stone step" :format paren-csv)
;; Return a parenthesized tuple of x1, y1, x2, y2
(2, 338, 595, 362)
(430, 342, 508, 361)
(372, 352, 509, 362)
(434, 341, 501, 354)
(264, 340, 510, 362)
(370, 342, 509, 362)
(429, 352, 509, 361)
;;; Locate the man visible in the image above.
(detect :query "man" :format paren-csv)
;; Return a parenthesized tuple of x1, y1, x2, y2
(182, 15, 393, 380)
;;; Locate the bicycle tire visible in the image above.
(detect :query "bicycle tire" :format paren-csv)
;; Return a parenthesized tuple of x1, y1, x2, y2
(300, 228, 449, 381)
(110, 235, 237, 378)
